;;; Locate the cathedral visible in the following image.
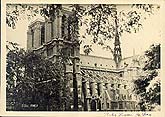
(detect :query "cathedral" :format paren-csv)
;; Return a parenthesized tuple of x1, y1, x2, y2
(27, 5, 141, 111)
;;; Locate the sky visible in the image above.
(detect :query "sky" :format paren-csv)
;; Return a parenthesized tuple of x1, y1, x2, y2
(6, 4, 162, 58)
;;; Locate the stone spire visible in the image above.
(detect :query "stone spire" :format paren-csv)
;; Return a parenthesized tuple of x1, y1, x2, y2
(113, 15, 122, 68)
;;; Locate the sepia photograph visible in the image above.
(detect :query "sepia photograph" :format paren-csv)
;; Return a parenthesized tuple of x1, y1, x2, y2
(3, 3, 162, 113)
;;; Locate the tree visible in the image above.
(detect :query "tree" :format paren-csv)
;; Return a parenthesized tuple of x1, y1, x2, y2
(6, 4, 159, 46)
(6, 42, 26, 110)
(6, 42, 66, 111)
(133, 44, 161, 111)
(6, 4, 160, 67)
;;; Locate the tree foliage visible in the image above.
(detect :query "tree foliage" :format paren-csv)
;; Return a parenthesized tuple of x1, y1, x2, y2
(6, 42, 66, 111)
(6, 4, 160, 55)
(133, 44, 161, 111)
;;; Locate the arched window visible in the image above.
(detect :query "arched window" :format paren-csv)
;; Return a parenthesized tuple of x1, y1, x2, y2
(107, 103, 110, 108)
(62, 15, 67, 38)
(67, 16, 71, 41)
(51, 21, 54, 38)
(41, 26, 45, 45)
(31, 29, 34, 47)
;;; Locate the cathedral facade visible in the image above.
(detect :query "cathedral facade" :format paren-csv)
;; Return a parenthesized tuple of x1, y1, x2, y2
(27, 5, 140, 111)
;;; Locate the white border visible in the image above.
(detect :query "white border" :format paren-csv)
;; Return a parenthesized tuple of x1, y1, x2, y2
(1, 0, 165, 116)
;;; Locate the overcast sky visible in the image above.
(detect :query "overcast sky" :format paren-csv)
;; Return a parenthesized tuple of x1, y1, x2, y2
(6, 4, 162, 58)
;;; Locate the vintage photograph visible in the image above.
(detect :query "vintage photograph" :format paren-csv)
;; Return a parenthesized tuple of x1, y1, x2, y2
(5, 4, 161, 111)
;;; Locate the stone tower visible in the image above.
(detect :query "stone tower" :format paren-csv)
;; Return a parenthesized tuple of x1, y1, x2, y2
(27, 5, 82, 111)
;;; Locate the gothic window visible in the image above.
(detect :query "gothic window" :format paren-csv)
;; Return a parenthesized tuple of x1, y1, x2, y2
(51, 21, 54, 38)
(94, 63, 97, 67)
(67, 17, 71, 41)
(107, 103, 110, 108)
(41, 26, 45, 45)
(31, 29, 34, 47)
(47, 46, 53, 56)
(62, 15, 67, 38)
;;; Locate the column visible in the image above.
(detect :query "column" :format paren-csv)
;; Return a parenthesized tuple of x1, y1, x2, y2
(52, 41, 57, 59)
(72, 41, 81, 111)
(45, 20, 51, 42)
(86, 81, 91, 111)
(98, 82, 102, 96)
(34, 23, 41, 48)
(27, 29, 32, 49)
(106, 82, 112, 110)
(77, 74, 83, 110)
(86, 81, 91, 97)
(90, 80, 96, 96)
(57, 11, 62, 38)
(53, 15, 58, 39)
(33, 28, 37, 48)
(64, 15, 69, 39)
(82, 79, 87, 111)
(97, 82, 104, 110)
(64, 73, 72, 111)
(73, 67, 81, 111)
(90, 80, 98, 111)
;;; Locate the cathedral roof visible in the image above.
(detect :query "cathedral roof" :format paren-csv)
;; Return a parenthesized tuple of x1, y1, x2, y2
(80, 54, 116, 70)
